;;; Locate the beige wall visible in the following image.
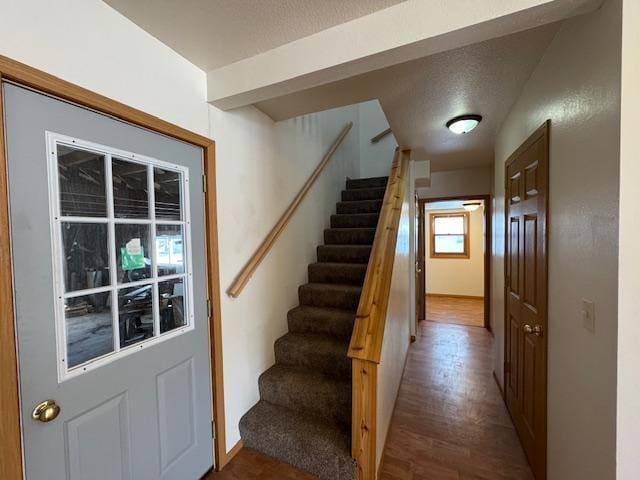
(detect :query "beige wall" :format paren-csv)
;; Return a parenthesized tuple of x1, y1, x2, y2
(492, 1, 621, 479)
(210, 103, 362, 448)
(416, 165, 493, 199)
(425, 207, 485, 297)
(617, 0, 640, 477)
(0, 0, 371, 456)
(358, 100, 397, 178)
(376, 172, 411, 466)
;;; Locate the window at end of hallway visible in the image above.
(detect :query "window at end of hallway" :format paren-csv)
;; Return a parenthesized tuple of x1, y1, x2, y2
(430, 212, 469, 259)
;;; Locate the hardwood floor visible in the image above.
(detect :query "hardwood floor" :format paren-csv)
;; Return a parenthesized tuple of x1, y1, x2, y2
(426, 295, 485, 327)
(206, 322, 532, 480)
(203, 447, 315, 479)
(378, 321, 533, 480)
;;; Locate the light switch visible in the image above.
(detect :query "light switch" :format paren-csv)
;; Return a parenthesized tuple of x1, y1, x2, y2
(581, 299, 595, 333)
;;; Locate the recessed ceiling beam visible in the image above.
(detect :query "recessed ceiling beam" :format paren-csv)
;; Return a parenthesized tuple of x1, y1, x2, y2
(207, 0, 601, 110)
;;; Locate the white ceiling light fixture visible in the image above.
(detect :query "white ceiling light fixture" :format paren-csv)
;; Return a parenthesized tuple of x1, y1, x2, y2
(463, 201, 482, 212)
(446, 114, 482, 134)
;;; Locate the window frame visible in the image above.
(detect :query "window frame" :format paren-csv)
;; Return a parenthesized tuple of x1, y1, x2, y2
(429, 211, 470, 259)
(46, 131, 195, 382)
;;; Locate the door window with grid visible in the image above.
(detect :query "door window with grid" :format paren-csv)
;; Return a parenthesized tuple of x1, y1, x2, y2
(430, 212, 469, 258)
(47, 133, 194, 380)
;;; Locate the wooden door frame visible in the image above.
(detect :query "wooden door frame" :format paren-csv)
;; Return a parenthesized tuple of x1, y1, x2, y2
(0, 55, 231, 479)
(503, 121, 549, 479)
(417, 194, 492, 329)
(416, 193, 425, 324)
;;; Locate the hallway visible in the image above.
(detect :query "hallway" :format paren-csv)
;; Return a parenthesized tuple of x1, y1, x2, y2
(378, 322, 533, 479)
(209, 321, 534, 479)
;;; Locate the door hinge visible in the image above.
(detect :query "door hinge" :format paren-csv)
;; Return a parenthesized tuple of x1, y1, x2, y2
(211, 419, 216, 439)
(206, 299, 212, 319)
(202, 174, 207, 193)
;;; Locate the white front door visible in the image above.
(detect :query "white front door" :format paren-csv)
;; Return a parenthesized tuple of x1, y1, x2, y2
(4, 83, 213, 480)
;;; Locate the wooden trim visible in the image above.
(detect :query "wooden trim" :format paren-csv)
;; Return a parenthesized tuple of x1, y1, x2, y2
(429, 211, 470, 259)
(226, 122, 353, 298)
(348, 148, 410, 362)
(503, 120, 550, 479)
(349, 148, 409, 480)
(426, 293, 484, 300)
(351, 358, 377, 480)
(0, 54, 227, 476)
(0, 72, 24, 480)
(0, 55, 210, 147)
(370, 127, 392, 144)
(203, 147, 228, 469)
(221, 440, 244, 466)
(419, 194, 492, 330)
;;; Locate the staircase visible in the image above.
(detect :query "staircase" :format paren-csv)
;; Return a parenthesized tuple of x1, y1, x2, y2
(239, 175, 388, 479)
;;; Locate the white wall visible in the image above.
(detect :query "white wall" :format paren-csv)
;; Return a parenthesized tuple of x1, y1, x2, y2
(357, 100, 397, 178)
(425, 207, 484, 297)
(210, 103, 361, 448)
(0, 0, 209, 137)
(492, 2, 621, 479)
(616, 0, 640, 477)
(0, 0, 368, 457)
(416, 165, 493, 199)
(375, 172, 411, 466)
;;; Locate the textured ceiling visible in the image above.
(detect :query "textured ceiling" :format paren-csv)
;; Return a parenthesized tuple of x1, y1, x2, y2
(104, 0, 404, 71)
(256, 23, 561, 171)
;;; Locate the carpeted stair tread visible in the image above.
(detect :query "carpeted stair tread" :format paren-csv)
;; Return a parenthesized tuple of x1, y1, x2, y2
(346, 176, 388, 189)
(239, 400, 356, 480)
(299, 282, 362, 310)
(324, 227, 375, 245)
(240, 175, 388, 479)
(308, 262, 367, 285)
(336, 199, 383, 214)
(259, 364, 351, 426)
(317, 245, 372, 263)
(288, 306, 355, 338)
(274, 332, 351, 378)
(330, 212, 379, 228)
(341, 186, 386, 201)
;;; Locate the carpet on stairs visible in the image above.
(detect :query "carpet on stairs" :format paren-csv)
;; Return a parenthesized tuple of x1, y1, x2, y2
(239, 175, 387, 480)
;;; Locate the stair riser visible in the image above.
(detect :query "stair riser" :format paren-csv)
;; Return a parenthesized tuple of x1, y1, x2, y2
(324, 228, 375, 245)
(239, 401, 356, 480)
(336, 200, 382, 214)
(275, 339, 351, 378)
(287, 309, 355, 338)
(299, 285, 361, 310)
(330, 214, 379, 228)
(317, 245, 372, 263)
(259, 373, 351, 427)
(346, 177, 388, 189)
(308, 264, 366, 285)
(341, 188, 386, 201)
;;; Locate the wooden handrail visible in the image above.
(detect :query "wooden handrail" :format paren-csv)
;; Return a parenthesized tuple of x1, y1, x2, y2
(226, 122, 353, 298)
(348, 147, 409, 362)
(349, 148, 409, 480)
(370, 127, 392, 144)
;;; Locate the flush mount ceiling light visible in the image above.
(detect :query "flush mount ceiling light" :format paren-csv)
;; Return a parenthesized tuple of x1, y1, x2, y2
(463, 201, 482, 212)
(446, 114, 482, 134)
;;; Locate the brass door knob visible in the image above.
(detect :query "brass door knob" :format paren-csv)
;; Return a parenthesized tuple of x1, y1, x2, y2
(523, 324, 543, 337)
(32, 399, 60, 423)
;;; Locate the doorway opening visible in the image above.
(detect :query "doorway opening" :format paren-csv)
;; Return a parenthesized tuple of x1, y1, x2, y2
(417, 195, 491, 329)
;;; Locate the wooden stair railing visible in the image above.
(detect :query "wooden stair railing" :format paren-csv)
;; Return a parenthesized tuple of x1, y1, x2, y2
(227, 122, 353, 298)
(348, 147, 410, 479)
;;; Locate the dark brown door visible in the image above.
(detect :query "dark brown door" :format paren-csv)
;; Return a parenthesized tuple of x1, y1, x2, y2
(416, 195, 425, 323)
(504, 121, 549, 479)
